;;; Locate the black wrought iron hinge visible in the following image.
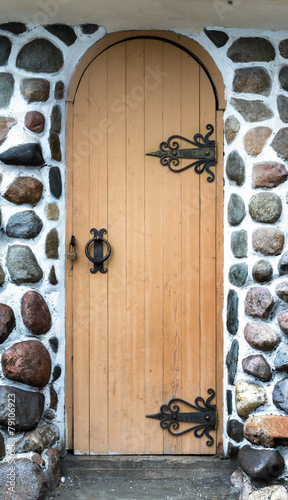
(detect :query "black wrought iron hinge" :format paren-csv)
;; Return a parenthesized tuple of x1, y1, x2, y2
(146, 389, 217, 447)
(146, 124, 216, 182)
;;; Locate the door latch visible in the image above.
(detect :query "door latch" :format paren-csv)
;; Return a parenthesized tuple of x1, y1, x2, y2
(67, 235, 77, 260)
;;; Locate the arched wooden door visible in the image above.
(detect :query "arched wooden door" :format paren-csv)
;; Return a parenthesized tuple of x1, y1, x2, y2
(66, 34, 224, 455)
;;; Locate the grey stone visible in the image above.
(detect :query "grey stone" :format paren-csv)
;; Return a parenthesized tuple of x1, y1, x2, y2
(231, 230, 247, 258)
(225, 116, 240, 144)
(49, 166, 62, 198)
(0, 385, 44, 431)
(244, 322, 279, 351)
(229, 263, 248, 287)
(228, 193, 246, 226)
(279, 39, 288, 58)
(244, 127, 272, 156)
(0, 143, 44, 167)
(279, 66, 288, 91)
(44, 24, 76, 46)
(242, 354, 272, 381)
(0, 22, 26, 34)
(226, 151, 245, 186)
(252, 259, 273, 283)
(46, 203, 59, 221)
(6, 245, 43, 284)
(249, 192, 282, 223)
(227, 389, 233, 415)
(49, 337, 58, 353)
(227, 37, 275, 62)
(48, 266, 58, 286)
(49, 132, 61, 162)
(204, 29, 228, 47)
(46, 229, 59, 259)
(0, 458, 48, 499)
(227, 289, 238, 335)
(245, 286, 274, 319)
(272, 128, 288, 160)
(252, 161, 288, 188)
(0, 432, 5, 459)
(6, 210, 43, 239)
(276, 281, 288, 301)
(274, 345, 288, 371)
(52, 365, 61, 382)
(227, 419, 244, 443)
(238, 445, 284, 481)
(277, 95, 288, 123)
(252, 227, 284, 256)
(54, 81, 64, 100)
(278, 251, 288, 275)
(0, 265, 4, 286)
(273, 377, 288, 412)
(14, 424, 59, 453)
(236, 380, 267, 418)
(0, 36, 11, 65)
(233, 67, 271, 96)
(231, 98, 273, 122)
(226, 338, 239, 384)
(16, 39, 64, 73)
(248, 486, 288, 500)
(0, 73, 14, 108)
(81, 23, 99, 34)
(21, 78, 50, 103)
(51, 105, 61, 133)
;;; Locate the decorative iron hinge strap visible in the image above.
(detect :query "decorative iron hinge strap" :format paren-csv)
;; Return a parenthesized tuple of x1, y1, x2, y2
(146, 388, 217, 447)
(146, 124, 216, 182)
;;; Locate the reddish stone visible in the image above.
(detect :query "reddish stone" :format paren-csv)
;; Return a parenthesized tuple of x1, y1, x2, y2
(24, 111, 45, 133)
(242, 354, 272, 381)
(0, 117, 16, 145)
(32, 453, 45, 467)
(2, 340, 51, 387)
(244, 415, 288, 447)
(244, 322, 279, 351)
(252, 162, 288, 188)
(4, 176, 43, 206)
(252, 227, 284, 255)
(245, 287, 274, 319)
(278, 312, 288, 334)
(44, 448, 60, 491)
(21, 291, 51, 335)
(0, 304, 15, 344)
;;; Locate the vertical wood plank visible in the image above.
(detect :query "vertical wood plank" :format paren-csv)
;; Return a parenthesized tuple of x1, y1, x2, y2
(89, 51, 109, 454)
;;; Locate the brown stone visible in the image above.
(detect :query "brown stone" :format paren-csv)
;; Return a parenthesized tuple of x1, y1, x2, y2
(271, 128, 288, 160)
(2, 340, 51, 387)
(21, 290, 52, 335)
(46, 229, 59, 259)
(242, 354, 272, 381)
(32, 453, 45, 467)
(14, 424, 59, 453)
(0, 304, 15, 344)
(225, 116, 240, 144)
(244, 415, 288, 447)
(244, 322, 279, 351)
(4, 176, 43, 206)
(252, 161, 288, 188)
(21, 78, 50, 102)
(44, 448, 60, 491)
(245, 287, 274, 319)
(252, 227, 284, 255)
(244, 127, 272, 156)
(278, 312, 288, 334)
(231, 98, 273, 122)
(0, 116, 16, 146)
(233, 67, 271, 96)
(49, 131, 61, 161)
(276, 282, 288, 302)
(45, 203, 59, 220)
(24, 111, 45, 133)
(50, 384, 58, 411)
(48, 265, 58, 286)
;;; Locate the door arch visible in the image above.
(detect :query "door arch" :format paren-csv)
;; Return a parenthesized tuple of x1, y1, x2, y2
(66, 31, 225, 455)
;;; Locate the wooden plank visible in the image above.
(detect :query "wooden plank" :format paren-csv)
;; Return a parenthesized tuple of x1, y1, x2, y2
(125, 39, 146, 454)
(89, 51, 109, 454)
(180, 52, 201, 454)
(107, 42, 127, 454)
(72, 70, 91, 454)
(144, 39, 165, 455)
(162, 42, 182, 455)
(199, 67, 217, 454)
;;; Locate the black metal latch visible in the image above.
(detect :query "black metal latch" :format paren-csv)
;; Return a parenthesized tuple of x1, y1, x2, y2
(146, 124, 216, 182)
(146, 389, 217, 447)
(85, 228, 111, 274)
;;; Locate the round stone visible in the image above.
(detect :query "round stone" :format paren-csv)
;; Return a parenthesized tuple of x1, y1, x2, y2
(238, 445, 284, 481)
(231, 98, 273, 122)
(0, 36, 11, 66)
(278, 251, 288, 275)
(6, 210, 43, 239)
(252, 259, 273, 283)
(0, 304, 15, 344)
(16, 39, 64, 73)
(233, 67, 271, 96)
(277, 312, 288, 334)
(49, 167, 62, 198)
(24, 111, 45, 133)
(279, 66, 288, 90)
(236, 380, 266, 418)
(0, 459, 48, 498)
(279, 39, 288, 58)
(226, 151, 245, 186)
(227, 419, 244, 443)
(0, 116, 16, 146)
(2, 340, 51, 387)
(0, 73, 14, 108)
(44, 24, 76, 46)
(228, 193, 245, 226)
(4, 177, 43, 206)
(228, 37, 275, 62)
(231, 230, 247, 258)
(229, 263, 248, 287)
(224, 116, 240, 144)
(277, 95, 288, 123)
(227, 289, 238, 335)
(273, 377, 288, 412)
(271, 128, 288, 160)
(274, 344, 288, 371)
(244, 321, 279, 351)
(276, 282, 288, 301)
(242, 354, 272, 381)
(249, 192, 282, 224)
(46, 229, 59, 259)
(21, 78, 50, 103)
(6, 245, 43, 284)
(245, 286, 274, 319)
(252, 227, 284, 255)
(46, 203, 59, 221)
(252, 162, 288, 188)
(244, 127, 271, 156)
(21, 291, 51, 335)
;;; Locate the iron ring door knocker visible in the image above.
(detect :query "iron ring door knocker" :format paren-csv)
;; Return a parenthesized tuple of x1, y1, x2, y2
(85, 228, 111, 274)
